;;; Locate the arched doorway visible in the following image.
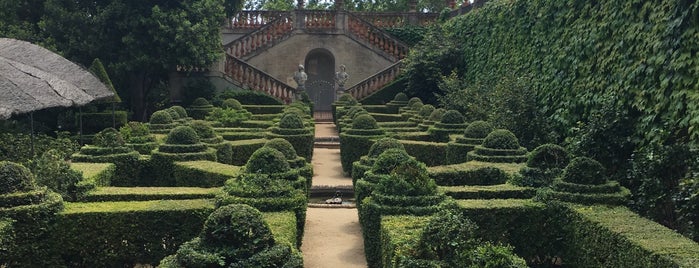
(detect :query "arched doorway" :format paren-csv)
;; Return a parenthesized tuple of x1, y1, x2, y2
(304, 49, 335, 111)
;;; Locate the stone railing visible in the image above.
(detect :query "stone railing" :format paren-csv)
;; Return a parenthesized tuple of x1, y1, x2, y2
(225, 14, 294, 59)
(225, 54, 295, 103)
(227, 11, 287, 29)
(354, 12, 439, 28)
(346, 60, 402, 99)
(346, 12, 409, 60)
(303, 10, 336, 30)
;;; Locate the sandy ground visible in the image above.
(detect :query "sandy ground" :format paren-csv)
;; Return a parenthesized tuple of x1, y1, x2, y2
(303, 122, 367, 267)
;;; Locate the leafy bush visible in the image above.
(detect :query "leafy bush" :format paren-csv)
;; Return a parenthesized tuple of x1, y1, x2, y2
(410, 101, 424, 111)
(191, 97, 210, 106)
(166, 126, 200, 145)
(120, 122, 155, 143)
(150, 110, 174, 124)
(264, 138, 298, 160)
(372, 149, 413, 175)
(170, 106, 188, 118)
(377, 160, 437, 196)
(206, 107, 250, 127)
(34, 149, 91, 201)
(428, 108, 446, 122)
(482, 129, 519, 150)
(352, 114, 379, 130)
(221, 98, 243, 110)
(464, 242, 527, 268)
(407, 97, 422, 107)
(418, 105, 435, 118)
(440, 110, 465, 124)
(562, 157, 606, 185)
(201, 204, 273, 252)
(0, 133, 79, 164)
(215, 88, 283, 105)
(463, 121, 493, 139)
(279, 112, 304, 129)
(0, 161, 35, 194)
(368, 138, 405, 158)
(92, 128, 125, 148)
(527, 144, 570, 170)
(244, 147, 290, 174)
(394, 93, 408, 102)
(418, 209, 479, 262)
(189, 120, 216, 139)
(166, 108, 181, 120)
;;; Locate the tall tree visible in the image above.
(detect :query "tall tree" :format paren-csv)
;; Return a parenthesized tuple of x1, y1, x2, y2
(42, 0, 229, 120)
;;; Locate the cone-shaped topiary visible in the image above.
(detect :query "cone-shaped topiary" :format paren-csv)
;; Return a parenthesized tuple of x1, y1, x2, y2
(264, 138, 298, 160)
(418, 104, 435, 118)
(150, 110, 174, 124)
(93, 128, 125, 148)
(279, 112, 305, 129)
(562, 157, 606, 185)
(189, 120, 216, 139)
(371, 148, 413, 175)
(222, 98, 243, 110)
(368, 138, 405, 158)
(352, 114, 379, 130)
(464, 121, 493, 139)
(441, 110, 465, 124)
(166, 126, 200, 145)
(170, 106, 188, 118)
(244, 147, 291, 174)
(482, 129, 520, 150)
(0, 161, 36, 194)
(527, 144, 570, 170)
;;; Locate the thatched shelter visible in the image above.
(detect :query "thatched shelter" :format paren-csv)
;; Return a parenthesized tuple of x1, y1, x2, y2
(0, 38, 114, 120)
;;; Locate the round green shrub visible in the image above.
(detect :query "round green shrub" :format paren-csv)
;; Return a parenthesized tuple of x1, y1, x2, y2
(463, 120, 493, 139)
(170, 105, 188, 118)
(393, 92, 408, 102)
(93, 128, 125, 148)
(410, 101, 424, 111)
(368, 138, 405, 158)
(345, 106, 366, 119)
(245, 147, 290, 174)
(440, 110, 465, 124)
(189, 120, 216, 139)
(418, 104, 435, 118)
(482, 129, 520, 149)
(120, 121, 152, 138)
(0, 161, 35, 194)
(407, 97, 423, 107)
(264, 138, 298, 160)
(222, 98, 243, 110)
(562, 157, 606, 185)
(339, 93, 354, 102)
(428, 108, 446, 122)
(150, 110, 174, 124)
(377, 159, 437, 196)
(371, 148, 412, 174)
(285, 107, 307, 118)
(418, 209, 479, 261)
(279, 112, 304, 129)
(200, 204, 274, 254)
(166, 126, 200, 145)
(352, 114, 379, 130)
(192, 97, 211, 106)
(527, 144, 571, 170)
(166, 108, 181, 120)
(35, 149, 85, 201)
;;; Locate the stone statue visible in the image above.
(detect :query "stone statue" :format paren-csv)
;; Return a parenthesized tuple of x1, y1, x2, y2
(293, 64, 307, 100)
(335, 64, 349, 100)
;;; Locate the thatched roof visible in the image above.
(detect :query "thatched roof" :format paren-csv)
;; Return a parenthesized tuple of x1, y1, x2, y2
(0, 38, 114, 120)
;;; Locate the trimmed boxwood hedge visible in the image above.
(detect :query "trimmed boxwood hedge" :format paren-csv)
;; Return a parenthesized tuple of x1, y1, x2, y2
(428, 161, 525, 186)
(439, 184, 536, 200)
(242, 105, 285, 114)
(82, 187, 222, 202)
(230, 139, 268, 166)
(399, 140, 447, 167)
(340, 133, 384, 175)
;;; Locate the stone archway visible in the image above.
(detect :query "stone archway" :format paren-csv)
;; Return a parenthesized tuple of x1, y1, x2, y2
(304, 48, 335, 111)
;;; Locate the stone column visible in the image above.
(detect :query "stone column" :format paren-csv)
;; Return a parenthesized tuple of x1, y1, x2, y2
(408, 0, 418, 25)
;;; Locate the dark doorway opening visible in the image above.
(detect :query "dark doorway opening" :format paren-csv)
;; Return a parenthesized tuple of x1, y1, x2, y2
(304, 49, 335, 111)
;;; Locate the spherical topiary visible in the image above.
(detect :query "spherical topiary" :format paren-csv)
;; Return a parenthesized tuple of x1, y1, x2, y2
(393, 92, 408, 102)
(482, 129, 520, 149)
(200, 204, 274, 253)
(192, 97, 211, 106)
(407, 97, 423, 107)
(285, 107, 307, 118)
(166, 126, 200, 145)
(428, 108, 446, 122)
(189, 120, 216, 139)
(170, 105, 188, 118)
(463, 121, 494, 139)
(279, 112, 304, 129)
(93, 127, 125, 147)
(264, 138, 298, 160)
(244, 147, 291, 174)
(371, 148, 413, 174)
(418, 105, 435, 118)
(562, 157, 606, 185)
(440, 110, 465, 124)
(368, 138, 406, 158)
(0, 161, 36, 194)
(222, 98, 243, 110)
(410, 101, 424, 111)
(352, 114, 379, 130)
(377, 159, 437, 196)
(150, 110, 174, 124)
(345, 106, 366, 119)
(527, 144, 570, 170)
(338, 94, 358, 106)
(166, 108, 181, 120)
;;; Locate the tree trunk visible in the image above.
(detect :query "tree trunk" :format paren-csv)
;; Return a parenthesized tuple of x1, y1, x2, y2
(129, 71, 150, 122)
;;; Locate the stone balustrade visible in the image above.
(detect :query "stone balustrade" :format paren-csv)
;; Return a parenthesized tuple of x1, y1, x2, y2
(346, 13, 409, 60)
(346, 61, 402, 99)
(225, 54, 295, 103)
(225, 14, 294, 59)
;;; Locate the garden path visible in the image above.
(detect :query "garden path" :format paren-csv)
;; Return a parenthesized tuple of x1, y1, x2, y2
(301, 122, 367, 268)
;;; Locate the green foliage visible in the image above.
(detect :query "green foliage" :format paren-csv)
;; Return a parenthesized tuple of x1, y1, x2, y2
(88, 58, 120, 103)
(527, 143, 570, 170)
(206, 107, 251, 127)
(34, 149, 91, 201)
(166, 126, 200, 145)
(0, 161, 35, 194)
(368, 138, 405, 159)
(407, 97, 422, 107)
(372, 149, 412, 175)
(120, 121, 156, 144)
(170, 106, 188, 118)
(166, 107, 181, 120)
(482, 129, 519, 150)
(201, 204, 274, 253)
(562, 157, 606, 185)
(465, 242, 527, 268)
(463, 120, 493, 139)
(192, 97, 211, 107)
(418, 209, 479, 263)
(418, 104, 435, 118)
(394, 92, 408, 102)
(229, 139, 267, 166)
(92, 128, 125, 148)
(244, 147, 290, 174)
(279, 112, 304, 129)
(189, 120, 216, 139)
(352, 114, 379, 130)
(377, 159, 437, 196)
(222, 98, 243, 110)
(385, 25, 428, 46)
(264, 138, 298, 160)
(427, 108, 446, 122)
(401, 140, 447, 167)
(440, 110, 464, 124)
(150, 110, 174, 124)
(216, 89, 283, 105)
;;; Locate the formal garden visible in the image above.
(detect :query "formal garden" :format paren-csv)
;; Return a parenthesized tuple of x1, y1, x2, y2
(3, 0, 699, 267)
